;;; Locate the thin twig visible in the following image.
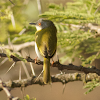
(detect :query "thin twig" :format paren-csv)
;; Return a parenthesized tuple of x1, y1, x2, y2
(9, 0, 15, 5)
(11, 12, 16, 29)
(0, 41, 35, 52)
(94, 6, 100, 14)
(37, 0, 42, 14)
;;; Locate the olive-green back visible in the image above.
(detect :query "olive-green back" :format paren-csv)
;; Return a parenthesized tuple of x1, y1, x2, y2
(35, 25, 57, 58)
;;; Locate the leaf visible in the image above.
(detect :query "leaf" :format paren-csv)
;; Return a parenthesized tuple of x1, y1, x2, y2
(5, 49, 27, 62)
(5, 49, 12, 61)
(13, 53, 27, 63)
(83, 80, 100, 94)
(24, 95, 36, 100)
(25, 95, 30, 100)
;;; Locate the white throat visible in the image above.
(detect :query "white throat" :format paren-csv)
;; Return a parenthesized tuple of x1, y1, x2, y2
(36, 25, 42, 31)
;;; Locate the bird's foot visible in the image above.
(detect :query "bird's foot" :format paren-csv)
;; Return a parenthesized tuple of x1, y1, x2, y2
(35, 57, 38, 63)
(51, 58, 55, 66)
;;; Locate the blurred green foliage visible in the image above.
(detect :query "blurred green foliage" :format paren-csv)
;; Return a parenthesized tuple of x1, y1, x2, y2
(40, 0, 100, 66)
(5, 48, 27, 62)
(0, 0, 38, 43)
(19, 95, 36, 100)
(84, 79, 100, 94)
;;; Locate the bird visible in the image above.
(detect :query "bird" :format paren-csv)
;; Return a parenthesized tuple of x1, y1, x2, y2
(30, 19, 57, 84)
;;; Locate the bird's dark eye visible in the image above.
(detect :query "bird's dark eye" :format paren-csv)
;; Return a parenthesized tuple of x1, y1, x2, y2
(38, 22, 41, 26)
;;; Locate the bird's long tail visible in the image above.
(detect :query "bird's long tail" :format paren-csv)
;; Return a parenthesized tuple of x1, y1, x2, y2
(43, 57, 51, 84)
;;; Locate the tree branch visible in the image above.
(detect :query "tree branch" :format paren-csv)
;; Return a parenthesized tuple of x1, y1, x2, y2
(61, 23, 100, 34)
(0, 73, 99, 92)
(0, 53, 100, 76)
(0, 41, 35, 52)
(0, 79, 19, 99)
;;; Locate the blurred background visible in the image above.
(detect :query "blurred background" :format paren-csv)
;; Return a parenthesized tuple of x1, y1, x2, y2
(0, 0, 100, 100)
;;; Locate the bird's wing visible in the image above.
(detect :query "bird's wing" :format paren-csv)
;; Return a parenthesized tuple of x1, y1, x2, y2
(36, 27, 57, 58)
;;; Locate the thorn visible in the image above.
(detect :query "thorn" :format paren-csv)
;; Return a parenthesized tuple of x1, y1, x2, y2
(21, 61, 30, 78)
(30, 62, 35, 76)
(27, 47, 30, 57)
(56, 52, 59, 62)
(60, 70, 63, 75)
(5, 62, 16, 75)
(21, 86, 25, 100)
(18, 52, 30, 78)
(35, 70, 43, 83)
(62, 84, 66, 94)
(19, 66, 21, 80)
(23, 50, 30, 57)
(83, 74, 87, 85)
(0, 58, 8, 66)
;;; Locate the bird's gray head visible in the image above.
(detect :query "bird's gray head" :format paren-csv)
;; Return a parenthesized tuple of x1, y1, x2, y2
(30, 19, 55, 31)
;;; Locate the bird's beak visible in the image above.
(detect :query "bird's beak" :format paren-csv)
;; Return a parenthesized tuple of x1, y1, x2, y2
(29, 23, 36, 25)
